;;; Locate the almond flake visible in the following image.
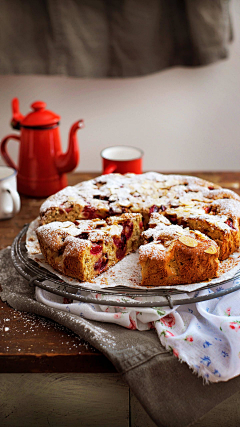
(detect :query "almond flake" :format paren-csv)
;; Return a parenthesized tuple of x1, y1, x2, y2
(179, 236, 198, 247)
(204, 245, 217, 254)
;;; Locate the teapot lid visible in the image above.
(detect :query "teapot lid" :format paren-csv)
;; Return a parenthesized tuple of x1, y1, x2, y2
(21, 101, 61, 127)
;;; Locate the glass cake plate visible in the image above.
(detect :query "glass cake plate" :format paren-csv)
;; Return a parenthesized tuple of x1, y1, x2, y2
(11, 224, 240, 308)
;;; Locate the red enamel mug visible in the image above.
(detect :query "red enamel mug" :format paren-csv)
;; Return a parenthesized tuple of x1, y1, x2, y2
(101, 146, 143, 175)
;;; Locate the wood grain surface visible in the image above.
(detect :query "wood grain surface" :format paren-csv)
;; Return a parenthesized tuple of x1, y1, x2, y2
(0, 373, 129, 427)
(1, 171, 240, 373)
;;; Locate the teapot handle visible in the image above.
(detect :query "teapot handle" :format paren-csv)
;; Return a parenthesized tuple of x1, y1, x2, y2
(0, 134, 20, 170)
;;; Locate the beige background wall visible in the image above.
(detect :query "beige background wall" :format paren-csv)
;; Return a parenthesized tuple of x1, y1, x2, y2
(0, 0, 239, 174)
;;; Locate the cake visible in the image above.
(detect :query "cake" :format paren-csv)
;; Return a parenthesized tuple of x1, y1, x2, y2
(37, 172, 240, 286)
(36, 213, 143, 281)
(139, 213, 219, 286)
(163, 199, 240, 261)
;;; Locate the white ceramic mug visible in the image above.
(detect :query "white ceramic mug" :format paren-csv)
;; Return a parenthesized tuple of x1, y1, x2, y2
(0, 166, 21, 219)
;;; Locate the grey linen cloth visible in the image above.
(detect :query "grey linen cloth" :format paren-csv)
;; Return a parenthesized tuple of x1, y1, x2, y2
(1, 246, 240, 427)
(0, 0, 233, 78)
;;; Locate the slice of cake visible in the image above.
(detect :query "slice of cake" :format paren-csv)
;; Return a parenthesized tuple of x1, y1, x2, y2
(164, 199, 240, 260)
(36, 213, 143, 282)
(139, 214, 219, 287)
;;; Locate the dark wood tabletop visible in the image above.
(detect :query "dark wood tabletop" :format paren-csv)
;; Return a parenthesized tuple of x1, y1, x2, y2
(1, 171, 240, 374)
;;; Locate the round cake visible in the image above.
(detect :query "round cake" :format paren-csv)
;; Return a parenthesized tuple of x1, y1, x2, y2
(36, 172, 240, 286)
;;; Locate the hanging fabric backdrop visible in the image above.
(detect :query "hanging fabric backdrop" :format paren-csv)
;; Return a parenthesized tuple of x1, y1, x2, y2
(0, 0, 233, 77)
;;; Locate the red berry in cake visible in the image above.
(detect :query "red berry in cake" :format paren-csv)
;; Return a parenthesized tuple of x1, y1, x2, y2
(225, 218, 235, 229)
(204, 206, 211, 214)
(113, 221, 134, 260)
(113, 235, 126, 250)
(83, 204, 98, 219)
(90, 244, 103, 255)
(116, 247, 126, 260)
(59, 203, 73, 214)
(65, 207, 73, 213)
(123, 221, 133, 240)
(94, 253, 108, 272)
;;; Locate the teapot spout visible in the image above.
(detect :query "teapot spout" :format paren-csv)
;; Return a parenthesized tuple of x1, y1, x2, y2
(55, 119, 84, 174)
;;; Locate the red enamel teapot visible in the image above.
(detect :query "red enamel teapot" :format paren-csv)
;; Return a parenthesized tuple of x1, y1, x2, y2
(0, 98, 84, 197)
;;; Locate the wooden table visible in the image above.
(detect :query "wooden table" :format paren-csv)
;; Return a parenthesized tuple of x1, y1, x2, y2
(0, 172, 114, 375)
(1, 171, 240, 427)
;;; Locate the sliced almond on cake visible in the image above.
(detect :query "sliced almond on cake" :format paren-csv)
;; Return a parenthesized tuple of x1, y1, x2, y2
(204, 245, 218, 254)
(178, 235, 198, 248)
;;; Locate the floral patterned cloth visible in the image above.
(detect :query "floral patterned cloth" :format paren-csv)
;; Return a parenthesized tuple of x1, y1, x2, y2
(36, 277, 240, 383)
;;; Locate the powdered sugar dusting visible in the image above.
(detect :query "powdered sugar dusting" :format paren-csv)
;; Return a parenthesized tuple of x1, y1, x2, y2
(40, 172, 240, 223)
(36, 217, 124, 248)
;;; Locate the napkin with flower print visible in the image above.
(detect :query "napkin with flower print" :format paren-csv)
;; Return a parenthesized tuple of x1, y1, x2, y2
(36, 276, 240, 383)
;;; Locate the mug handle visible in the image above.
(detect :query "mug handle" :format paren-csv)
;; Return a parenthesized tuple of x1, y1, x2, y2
(2, 187, 21, 216)
(0, 134, 20, 170)
(103, 163, 117, 174)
